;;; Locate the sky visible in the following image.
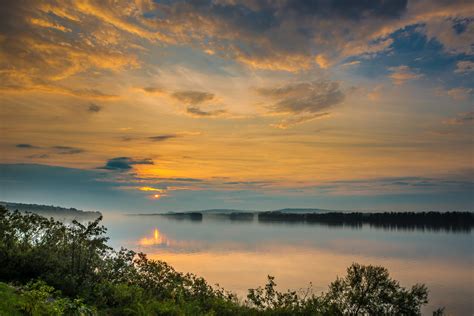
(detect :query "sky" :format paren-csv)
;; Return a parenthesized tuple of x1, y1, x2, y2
(0, 0, 473, 212)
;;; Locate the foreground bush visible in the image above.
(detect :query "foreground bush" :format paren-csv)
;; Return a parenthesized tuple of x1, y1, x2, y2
(0, 206, 436, 315)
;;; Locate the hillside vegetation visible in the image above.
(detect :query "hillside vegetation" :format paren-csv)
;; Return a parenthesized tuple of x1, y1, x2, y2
(1, 201, 101, 221)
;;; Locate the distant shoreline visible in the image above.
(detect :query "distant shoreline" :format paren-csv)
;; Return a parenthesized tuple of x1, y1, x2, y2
(0, 201, 102, 220)
(129, 210, 473, 232)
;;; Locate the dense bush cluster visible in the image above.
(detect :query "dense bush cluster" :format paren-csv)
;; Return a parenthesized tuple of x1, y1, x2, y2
(0, 206, 435, 315)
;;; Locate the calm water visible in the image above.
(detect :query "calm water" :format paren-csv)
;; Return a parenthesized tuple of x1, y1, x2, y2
(102, 213, 473, 315)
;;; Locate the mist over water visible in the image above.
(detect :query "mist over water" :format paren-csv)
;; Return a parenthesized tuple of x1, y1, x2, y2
(102, 212, 473, 315)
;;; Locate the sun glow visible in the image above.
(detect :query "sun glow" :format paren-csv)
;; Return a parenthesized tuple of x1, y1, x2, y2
(137, 186, 167, 199)
(139, 186, 164, 192)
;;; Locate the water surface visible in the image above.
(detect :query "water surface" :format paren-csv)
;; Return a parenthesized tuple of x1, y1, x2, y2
(103, 213, 473, 315)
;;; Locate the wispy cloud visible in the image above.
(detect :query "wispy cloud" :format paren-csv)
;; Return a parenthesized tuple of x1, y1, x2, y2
(26, 154, 49, 159)
(454, 60, 474, 74)
(258, 81, 345, 114)
(257, 80, 345, 128)
(443, 112, 474, 125)
(437, 87, 473, 100)
(340, 60, 361, 67)
(15, 144, 84, 155)
(121, 134, 183, 142)
(388, 65, 423, 85)
(447, 88, 473, 100)
(51, 146, 85, 155)
(271, 113, 331, 129)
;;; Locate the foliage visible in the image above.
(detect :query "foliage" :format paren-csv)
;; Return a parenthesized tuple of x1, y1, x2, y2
(0, 280, 95, 316)
(324, 263, 428, 315)
(0, 282, 22, 316)
(0, 206, 440, 315)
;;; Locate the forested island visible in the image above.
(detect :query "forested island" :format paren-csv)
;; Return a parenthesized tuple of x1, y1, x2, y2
(258, 211, 474, 232)
(0, 206, 444, 315)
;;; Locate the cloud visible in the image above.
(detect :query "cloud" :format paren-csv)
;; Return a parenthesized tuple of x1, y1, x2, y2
(186, 106, 227, 117)
(121, 134, 184, 142)
(88, 103, 102, 113)
(388, 65, 423, 85)
(143, 0, 411, 71)
(148, 134, 178, 142)
(142, 86, 166, 95)
(140, 88, 227, 118)
(101, 157, 154, 171)
(447, 87, 473, 100)
(149, 88, 229, 118)
(271, 112, 331, 129)
(258, 81, 345, 114)
(422, 17, 474, 55)
(315, 54, 331, 69)
(16, 143, 84, 155)
(435, 86, 473, 100)
(0, 0, 139, 96)
(257, 81, 345, 128)
(340, 60, 361, 67)
(454, 60, 474, 74)
(16, 143, 38, 149)
(51, 146, 85, 155)
(0, 83, 119, 100)
(282, 1, 408, 19)
(1, 0, 472, 90)
(443, 112, 474, 125)
(70, 0, 172, 43)
(171, 91, 215, 105)
(313, 174, 474, 197)
(28, 17, 71, 32)
(68, 89, 119, 99)
(27, 154, 49, 159)
(142, 0, 470, 71)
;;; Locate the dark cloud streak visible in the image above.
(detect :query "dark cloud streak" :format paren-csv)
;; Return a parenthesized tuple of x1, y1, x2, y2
(16, 143, 38, 149)
(101, 157, 154, 171)
(186, 106, 226, 117)
(149, 134, 178, 142)
(51, 146, 85, 155)
(88, 103, 102, 113)
(171, 91, 215, 105)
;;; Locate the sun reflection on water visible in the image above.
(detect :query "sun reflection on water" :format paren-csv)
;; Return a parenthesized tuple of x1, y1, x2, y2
(139, 228, 170, 246)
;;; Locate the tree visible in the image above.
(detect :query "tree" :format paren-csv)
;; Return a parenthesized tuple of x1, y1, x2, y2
(324, 263, 428, 315)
